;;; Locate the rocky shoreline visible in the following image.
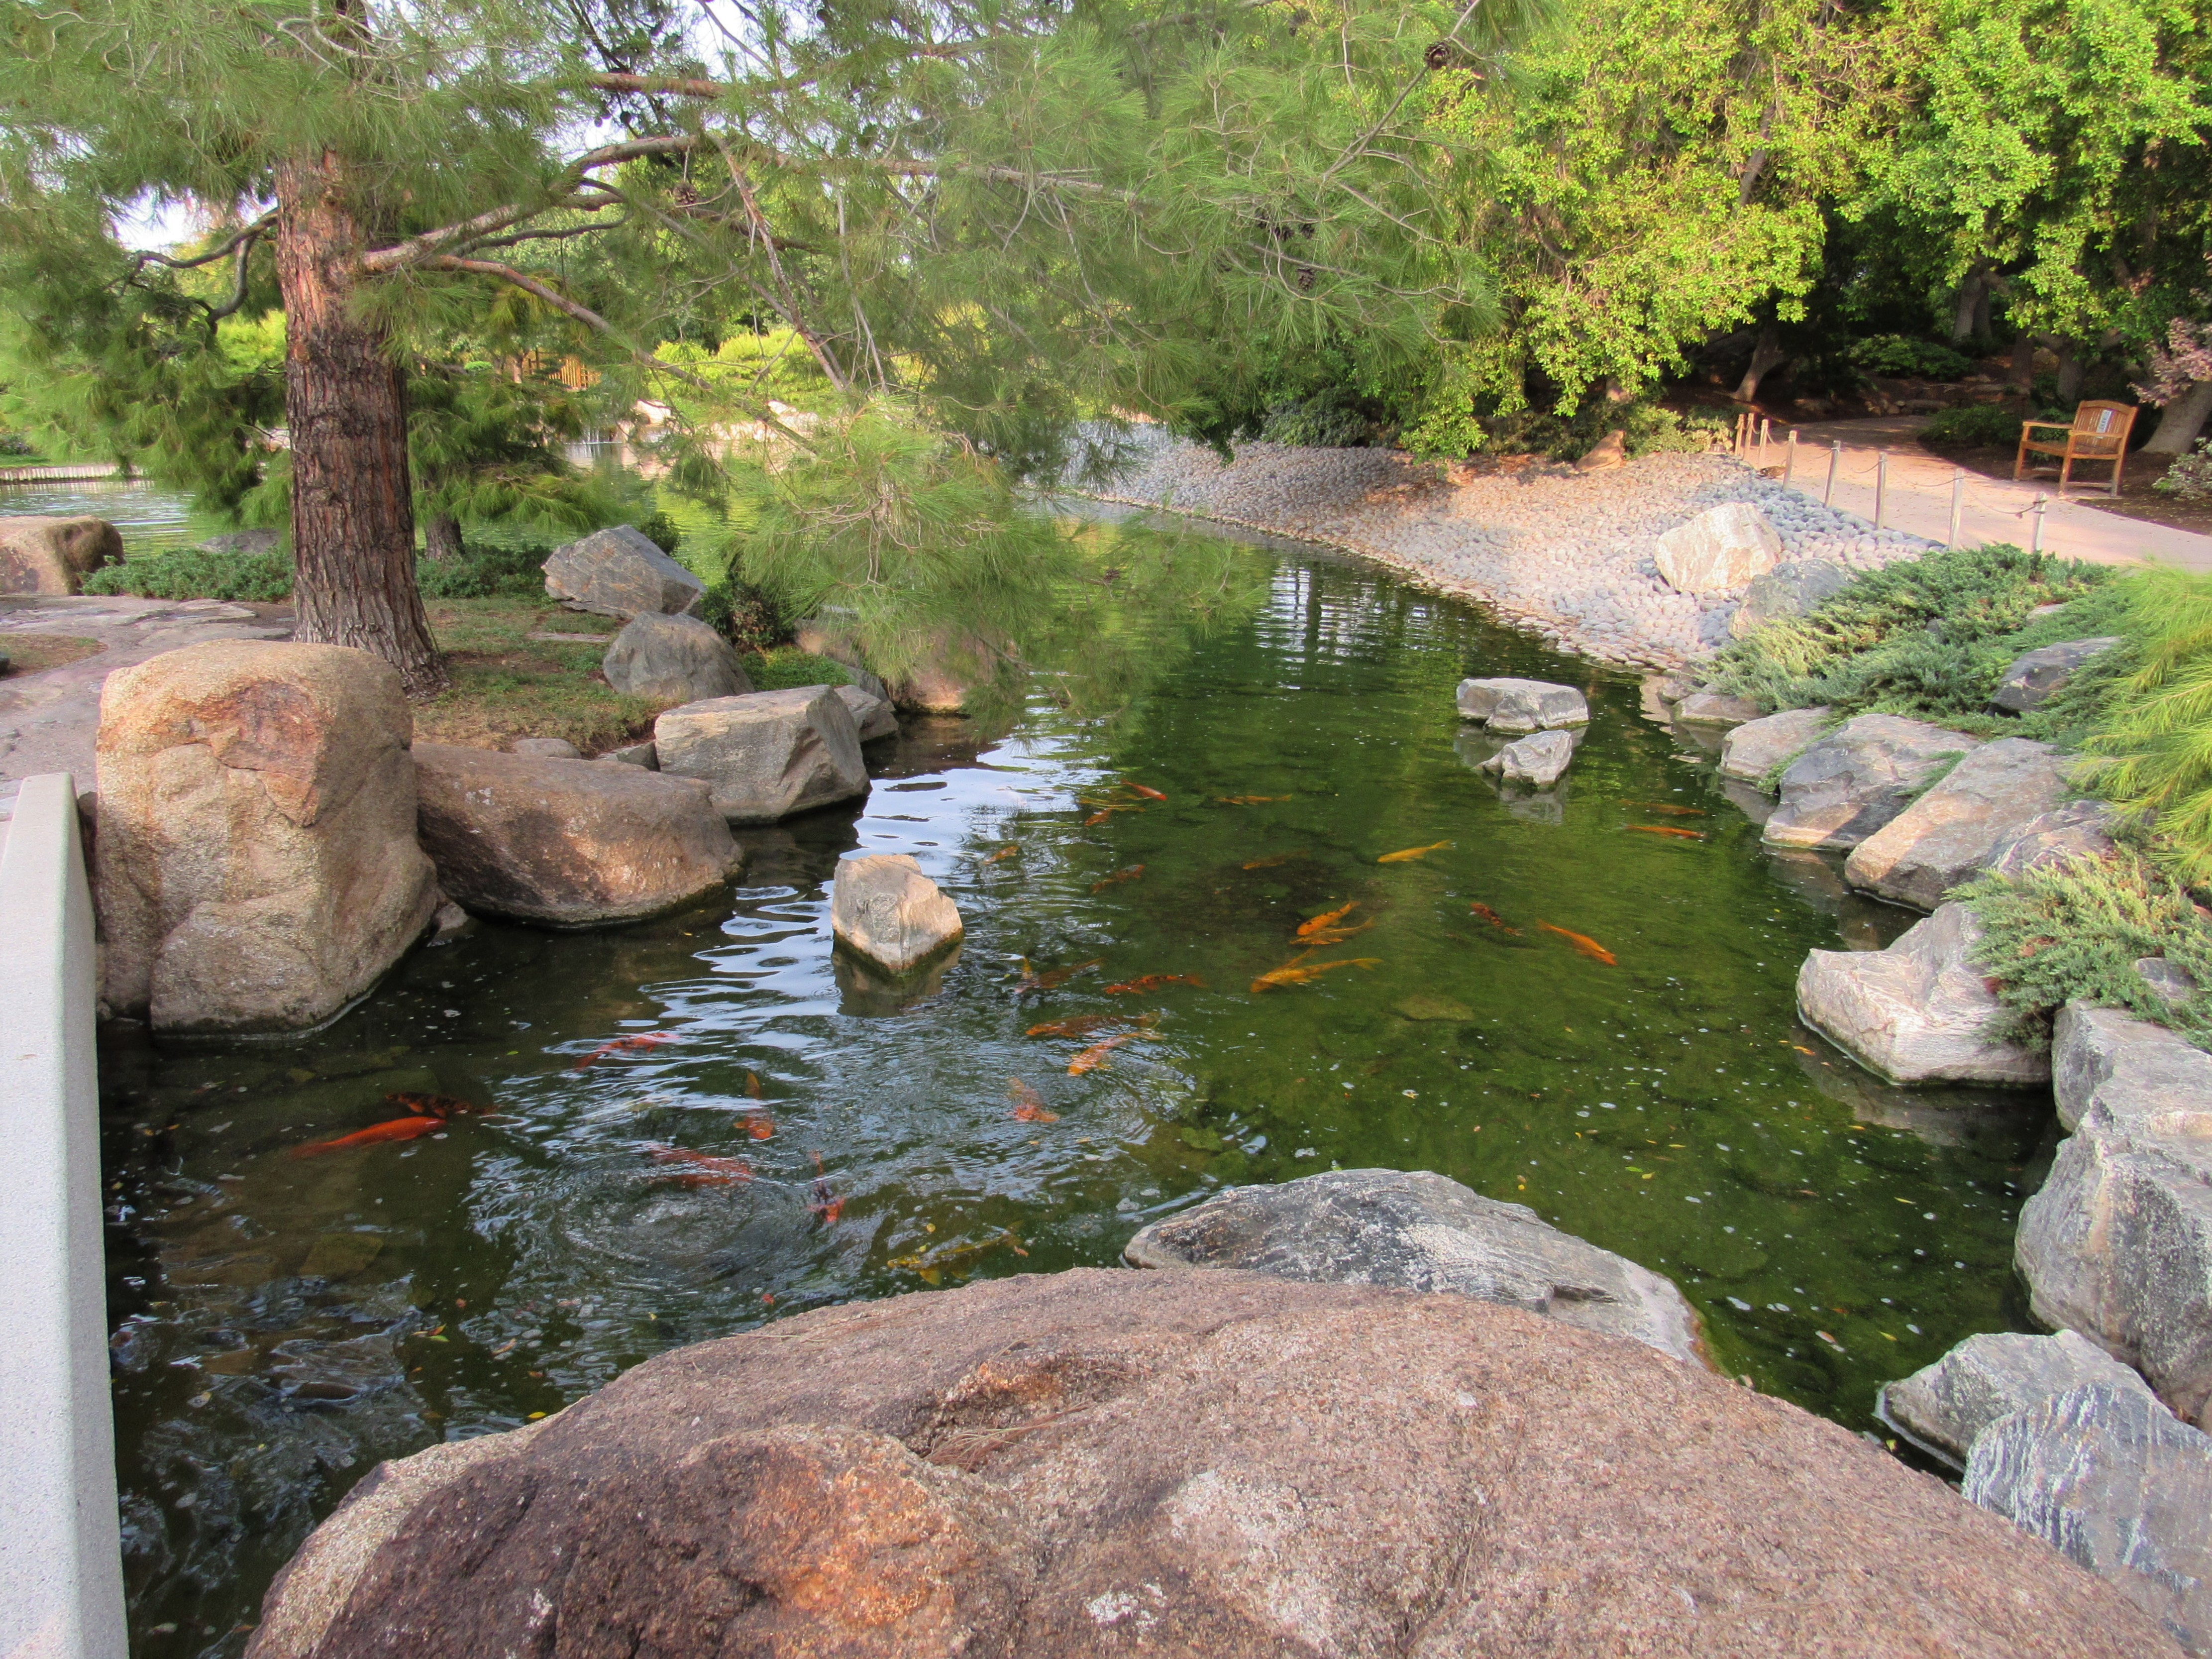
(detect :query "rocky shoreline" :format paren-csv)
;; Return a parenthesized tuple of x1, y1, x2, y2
(1077, 427, 1934, 670)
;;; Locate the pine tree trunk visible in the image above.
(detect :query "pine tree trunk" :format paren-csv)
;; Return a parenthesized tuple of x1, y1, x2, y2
(274, 153, 446, 699)
(423, 513, 464, 560)
(2144, 381, 2212, 455)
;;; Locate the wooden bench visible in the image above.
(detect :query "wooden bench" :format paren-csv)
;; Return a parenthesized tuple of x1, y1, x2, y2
(2014, 400, 2138, 497)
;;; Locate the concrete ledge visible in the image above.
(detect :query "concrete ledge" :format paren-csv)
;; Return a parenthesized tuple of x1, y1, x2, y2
(0, 773, 126, 1659)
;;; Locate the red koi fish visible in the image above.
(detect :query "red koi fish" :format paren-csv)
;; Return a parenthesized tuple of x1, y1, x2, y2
(291, 1115, 443, 1160)
(1216, 794, 1290, 805)
(1102, 973, 1205, 995)
(983, 845, 1021, 864)
(1026, 1012, 1156, 1040)
(642, 1143, 753, 1187)
(1537, 922, 1617, 966)
(737, 1112, 775, 1140)
(1091, 864, 1147, 893)
(808, 1153, 844, 1223)
(1622, 801, 1708, 817)
(1469, 902, 1520, 936)
(1629, 824, 1706, 841)
(386, 1093, 480, 1120)
(1123, 780, 1168, 801)
(1068, 1032, 1156, 1074)
(1015, 957, 1103, 993)
(574, 1032, 677, 1069)
(1008, 1078, 1060, 1122)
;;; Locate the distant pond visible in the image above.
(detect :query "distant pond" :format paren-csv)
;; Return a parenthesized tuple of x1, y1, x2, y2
(94, 514, 2052, 1656)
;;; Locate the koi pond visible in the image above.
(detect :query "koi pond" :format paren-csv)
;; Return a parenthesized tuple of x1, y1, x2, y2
(99, 521, 2054, 1655)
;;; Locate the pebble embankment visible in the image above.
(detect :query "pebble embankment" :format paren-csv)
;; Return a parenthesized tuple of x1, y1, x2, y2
(1080, 429, 1935, 671)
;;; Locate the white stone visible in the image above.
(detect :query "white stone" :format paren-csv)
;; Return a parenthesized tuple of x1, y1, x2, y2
(1719, 706, 1832, 783)
(1654, 503, 1783, 593)
(1454, 676, 1589, 731)
(1480, 728, 1576, 786)
(831, 852, 962, 973)
(654, 686, 869, 825)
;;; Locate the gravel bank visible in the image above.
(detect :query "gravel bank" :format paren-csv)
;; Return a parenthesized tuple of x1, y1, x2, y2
(1082, 429, 1934, 671)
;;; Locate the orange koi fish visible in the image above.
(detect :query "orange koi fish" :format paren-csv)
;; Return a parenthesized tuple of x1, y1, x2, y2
(1629, 825, 1706, 841)
(745, 1071, 765, 1100)
(1242, 853, 1295, 870)
(1068, 1032, 1155, 1074)
(1083, 807, 1146, 827)
(1378, 841, 1452, 863)
(1297, 901, 1359, 938)
(1298, 921, 1372, 947)
(808, 1170, 844, 1223)
(1103, 973, 1205, 994)
(574, 1032, 678, 1069)
(642, 1143, 753, 1187)
(983, 845, 1021, 864)
(1468, 902, 1520, 936)
(1123, 780, 1169, 801)
(1008, 1078, 1060, 1123)
(1622, 801, 1707, 817)
(1026, 1012, 1153, 1039)
(1216, 794, 1290, 805)
(291, 1115, 444, 1159)
(1091, 864, 1147, 893)
(1537, 922, 1617, 966)
(737, 1112, 775, 1139)
(1016, 957, 1104, 993)
(386, 1093, 480, 1120)
(1250, 957, 1381, 992)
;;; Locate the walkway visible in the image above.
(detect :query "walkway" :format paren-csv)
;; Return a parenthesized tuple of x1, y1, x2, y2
(1758, 416, 2212, 573)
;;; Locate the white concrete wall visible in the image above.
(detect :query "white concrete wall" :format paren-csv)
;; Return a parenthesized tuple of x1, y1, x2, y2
(0, 774, 127, 1659)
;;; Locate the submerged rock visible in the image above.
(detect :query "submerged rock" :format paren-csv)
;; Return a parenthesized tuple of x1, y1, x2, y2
(1124, 1167, 1704, 1366)
(1454, 675, 1589, 731)
(1654, 501, 1782, 593)
(1765, 713, 1982, 850)
(1880, 1329, 2154, 1466)
(601, 611, 751, 703)
(1720, 704, 1832, 783)
(1479, 727, 1576, 786)
(830, 852, 962, 973)
(1730, 558, 1852, 637)
(94, 641, 438, 1032)
(0, 514, 122, 595)
(1965, 1382, 2212, 1655)
(1991, 637, 2122, 713)
(654, 685, 869, 824)
(1795, 902, 2049, 1086)
(541, 525, 704, 620)
(1673, 691, 1764, 726)
(243, 1269, 2177, 1659)
(1843, 737, 2069, 909)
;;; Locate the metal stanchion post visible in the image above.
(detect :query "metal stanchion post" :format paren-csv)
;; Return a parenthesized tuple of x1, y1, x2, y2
(2031, 493, 2047, 553)
(1949, 471, 1965, 548)
(1784, 429, 1799, 488)
(1874, 451, 1888, 530)
(1823, 440, 1840, 508)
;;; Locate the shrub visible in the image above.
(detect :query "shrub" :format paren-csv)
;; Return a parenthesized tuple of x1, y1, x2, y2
(1477, 400, 1729, 461)
(1920, 404, 2027, 447)
(2085, 567, 2212, 884)
(697, 581, 784, 651)
(83, 544, 294, 601)
(2153, 439, 2212, 501)
(1851, 335, 1976, 382)
(634, 512, 682, 553)
(416, 539, 551, 598)
(1257, 386, 1381, 448)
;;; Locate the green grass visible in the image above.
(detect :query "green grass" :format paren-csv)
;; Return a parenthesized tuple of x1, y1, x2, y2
(744, 645, 854, 691)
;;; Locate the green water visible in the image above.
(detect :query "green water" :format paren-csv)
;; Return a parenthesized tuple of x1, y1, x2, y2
(101, 537, 2052, 1656)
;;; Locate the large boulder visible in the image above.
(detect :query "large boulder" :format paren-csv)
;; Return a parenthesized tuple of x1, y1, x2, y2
(1479, 727, 1576, 786)
(830, 852, 962, 972)
(1843, 737, 2070, 909)
(1765, 713, 1982, 850)
(412, 744, 742, 927)
(1965, 1383, 2212, 1655)
(1454, 675, 1589, 731)
(1719, 704, 1832, 783)
(794, 620, 988, 714)
(1880, 1330, 2155, 1466)
(242, 1270, 2179, 1659)
(541, 525, 704, 620)
(1673, 690, 1764, 727)
(1795, 902, 2050, 1086)
(1991, 637, 2123, 713)
(1730, 558, 1853, 637)
(1989, 799, 2119, 878)
(94, 642, 438, 1032)
(836, 682, 899, 741)
(1124, 1167, 1703, 1366)
(0, 514, 123, 595)
(600, 611, 751, 703)
(654, 685, 869, 824)
(2016, 1003, 2212, 1425)
(1654, 501, 1782, 593)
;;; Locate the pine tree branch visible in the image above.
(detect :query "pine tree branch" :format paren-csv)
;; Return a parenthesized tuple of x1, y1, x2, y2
(128, 212, 277, 274)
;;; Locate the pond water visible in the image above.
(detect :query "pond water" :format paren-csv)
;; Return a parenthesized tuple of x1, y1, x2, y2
(0, 481, 221, 553)
(98, 525, 2053, 1656)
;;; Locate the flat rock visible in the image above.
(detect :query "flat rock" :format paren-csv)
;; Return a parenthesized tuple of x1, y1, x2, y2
(243, 1269, 2179, 1659)
(1965, 1383, 2212, 1655)
(1843, 737, 2069, 909)
(1654, 501, 1782, 593)
(2018, 1003, 2212, 1426)
(1765, 713, 1982, 850)
(1454, 675, 1589, 731)
(1730, 558, 1853, 636)
(413, 744, 741, 927)
(0, 515, 122, 595)
(94, 642, 438, 1032)
(654, 685, 869, 824)
(1795, 901, 2050, 1086)
(541, 526, 703, 620)
(1479, 727, 1576, 785)
(1992, 637, 2123, 713)
(601, 611, 751, 703)
(835, 682, 899, 741)
(1720, 704, 1832, 783)
(1674, 691, 1764, 726)
(1988, 799, 2119, 878)
(830, 851, 962, 972)
(1880, 1330, 2154, 1466)
(1124, 1167, 1704, 1366)
(508, 736, 580, 759)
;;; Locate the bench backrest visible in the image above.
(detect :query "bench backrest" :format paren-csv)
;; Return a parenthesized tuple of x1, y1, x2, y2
(2071, 401, 2138, 449)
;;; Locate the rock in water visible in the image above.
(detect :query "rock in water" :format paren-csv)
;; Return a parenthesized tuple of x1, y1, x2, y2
(242, 1270, 2178, 1659)
(1673, 691, 1764, 727)
(1880, 1330, 2155, 1466)
(1795, 902, 2049, 1086)
(1454, 675, 1589, 731)
(1966, 1383, 2212, 1655)
(2016, 1003, 2212, 1426)
(831, 852, 962, 972)
(94, 642, 438, 1032)
(1720, 704, 1832, 783)
(1730, 559, 1853, 637)
(1653, 502, 1783, 593)
(541, 525, 704, 620)
(654, 685, 869, 824)
(1479, 727, 1577, 785)
(1765, 713, 1982, 850)
(1991, 637, 2123, 713)
(601, 612, 752, 703)
(412, 744, 742, 926)
(0, 514, 123, 595)
(835, 682, 899, 741)
(1988, 799, 2118, 878)
(1124, 1167, 1704, 1366)
(1843, 737, 2069, 909)
(1574, 428, 1627, 471)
